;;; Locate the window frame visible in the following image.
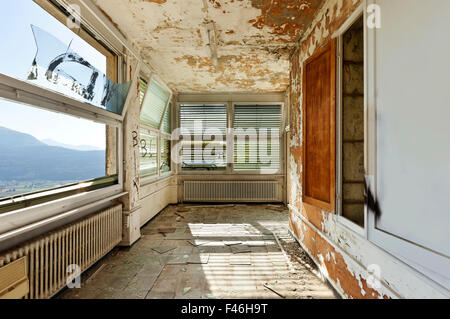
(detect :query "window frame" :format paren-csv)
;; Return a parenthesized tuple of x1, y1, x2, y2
(232, 102, 285, 175)
(176, 100, 285, 176)
(30, 0, 139, 120)
(364, 0, 449, 291)
(334, 4, 366, 237)
(0, 0, 132, 233)
(138, 73, 174, 185)
(177, 101, 230, 175)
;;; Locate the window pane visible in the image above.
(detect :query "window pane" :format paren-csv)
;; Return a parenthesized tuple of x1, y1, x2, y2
(140, 79, 170, 128)
(180, 104, 227, 170)
(139, 77, 148, 106)
(160, 138, 171, 173)
(161, 103, 172, 134)
(234, 105, 281, 171)
(0, 99, 111, 201)
(139, 129, 158, 177)
(0, 1, 129, 115)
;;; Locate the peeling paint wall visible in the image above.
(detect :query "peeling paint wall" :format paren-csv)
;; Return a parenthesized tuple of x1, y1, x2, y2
(288, 0, 447, 299)
(122, 58, 142, 213)
(92, 0, 325, 93)
(122, 59, 178, 213)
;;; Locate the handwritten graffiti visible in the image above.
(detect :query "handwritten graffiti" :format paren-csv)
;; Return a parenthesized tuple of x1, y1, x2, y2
(139, 139, 156, 159)
(364, 175, 381, 219)
(132, 131, 139, 148)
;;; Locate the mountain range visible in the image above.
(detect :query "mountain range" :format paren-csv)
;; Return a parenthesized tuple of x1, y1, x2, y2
(0, 126, 105, 181)
(40, 139, 103, 152)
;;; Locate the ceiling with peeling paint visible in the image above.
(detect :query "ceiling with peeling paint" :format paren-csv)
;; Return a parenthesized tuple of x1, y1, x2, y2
(92, 0, 325, 93)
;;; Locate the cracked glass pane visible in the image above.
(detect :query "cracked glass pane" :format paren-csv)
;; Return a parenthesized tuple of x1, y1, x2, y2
(27, 25, 130, 115)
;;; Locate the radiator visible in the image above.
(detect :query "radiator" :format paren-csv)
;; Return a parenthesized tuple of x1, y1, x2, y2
(184, 181, 280, 202)
(0, 204, 122, 299)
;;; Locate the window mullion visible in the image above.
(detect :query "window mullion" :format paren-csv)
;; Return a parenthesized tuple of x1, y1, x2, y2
(158, 93, 173, 130)
(227, 101, 234, 173)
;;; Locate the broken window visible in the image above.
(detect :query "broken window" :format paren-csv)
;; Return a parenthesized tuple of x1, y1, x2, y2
(0, 1, 130, 115)
(233, 104, 282, 173)
(338, 16, 365, 227)
(179, 104, 227, 171)
(0, 1, 123, 214)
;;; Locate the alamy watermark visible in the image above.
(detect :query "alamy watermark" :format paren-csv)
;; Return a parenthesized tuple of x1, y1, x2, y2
(170, 121, 280, 173)
(367, 4, 381, 29)
(66, 264, 81, 289)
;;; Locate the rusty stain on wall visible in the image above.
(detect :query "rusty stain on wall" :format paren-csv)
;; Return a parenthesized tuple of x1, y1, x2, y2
(287, 0, 394, 299)
(249, 0, 324, 39)
(92, 0, 326, 93)
(288, 0, 446, 300)
(143, 0, 167, 4)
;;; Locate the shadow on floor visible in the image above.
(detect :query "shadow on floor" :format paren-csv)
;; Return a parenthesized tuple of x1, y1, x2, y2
(57, 204, 337, 299)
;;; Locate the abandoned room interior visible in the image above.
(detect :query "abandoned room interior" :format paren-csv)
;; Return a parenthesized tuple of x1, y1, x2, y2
(0, 0, 448, 300)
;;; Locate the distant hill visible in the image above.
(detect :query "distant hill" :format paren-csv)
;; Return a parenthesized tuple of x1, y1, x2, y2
(41, 139, 103, 151)
(0, 126, 105, 181)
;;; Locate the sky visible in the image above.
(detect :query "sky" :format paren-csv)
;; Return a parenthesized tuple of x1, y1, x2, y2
(0, 0, 108, 150)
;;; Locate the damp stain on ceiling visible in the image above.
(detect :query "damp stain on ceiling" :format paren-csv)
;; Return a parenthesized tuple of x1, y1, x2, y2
(92, 0, 325, 93)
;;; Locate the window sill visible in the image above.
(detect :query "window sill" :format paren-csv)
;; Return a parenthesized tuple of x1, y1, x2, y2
(140, 172, 175, 186)
(179, 170, 284, 176)
(0, 184, 124, 236)
(0, 176, 119, 215)
(335, 214, 365, 238)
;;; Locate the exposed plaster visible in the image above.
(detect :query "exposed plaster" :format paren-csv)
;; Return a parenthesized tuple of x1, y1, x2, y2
(287, 0, 448, 299)
(92, 0, 326, 93)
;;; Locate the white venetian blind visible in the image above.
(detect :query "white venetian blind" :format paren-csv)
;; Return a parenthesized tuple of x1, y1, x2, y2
(233, 104, 281, 171)
(140, 79, 170, 129)
(179, 104, 227, 170)
(138, 77, 148, 106)
(161, 102, 172, 134)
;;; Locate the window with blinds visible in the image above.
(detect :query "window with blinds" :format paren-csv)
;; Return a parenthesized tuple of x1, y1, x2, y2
(140, 78, 170, 129)
(233, 104, 282, 172)
(161, 102, 171, 134)
(139, 128, 158, 177)
(139, 77, 148, 106)
(138, 76, 173, 180)
(179, 104, 227, 170)
(160, 138, 171, 173)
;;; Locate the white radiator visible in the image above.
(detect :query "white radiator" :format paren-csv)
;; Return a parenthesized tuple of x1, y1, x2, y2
(184, 181, 280, 202)
(0, 204, 122, 299)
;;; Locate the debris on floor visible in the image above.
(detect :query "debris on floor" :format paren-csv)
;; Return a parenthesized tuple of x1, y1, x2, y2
(166, 255, 190, 265)
(152, 246, 177, 254)
(57, 204, 337, 300)
(264, 283, 286, 299)
(164, 233, 193, 240)
(187, 254, 210, 264)
(183, 287, 192, 295)
(187, 239, 211, 247)
(267, 204, 287, 212)
(231, 245, 251, 254)
(223, 241, 242, 246)
(174, 213, 185, 219)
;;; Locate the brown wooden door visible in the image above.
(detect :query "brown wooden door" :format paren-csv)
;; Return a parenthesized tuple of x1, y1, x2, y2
(302, 39, 336, 212)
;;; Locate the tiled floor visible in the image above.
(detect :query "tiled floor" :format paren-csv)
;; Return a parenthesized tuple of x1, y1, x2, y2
(57, 204, 337, 299)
